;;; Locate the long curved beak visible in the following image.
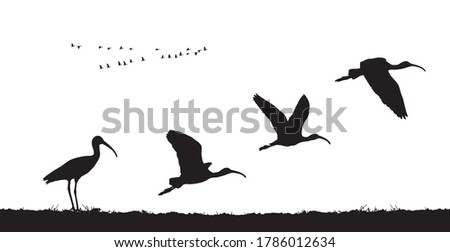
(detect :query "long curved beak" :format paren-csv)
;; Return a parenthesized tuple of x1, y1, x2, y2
(319, 136, 331, 145)
(230, 170, 246, 178)
(410, 63, 426, 72)
(102, 141, 118, 157)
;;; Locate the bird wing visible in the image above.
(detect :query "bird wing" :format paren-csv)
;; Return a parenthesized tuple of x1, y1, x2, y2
(253, 94, 287, 135)
(286, 95, 310, 134)
(166, 130, 205, 176)
(43, 156, 89, 183)
(364, 71, 408, 118)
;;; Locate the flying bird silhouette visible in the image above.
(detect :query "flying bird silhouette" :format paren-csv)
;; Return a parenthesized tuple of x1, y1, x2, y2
(98, 46, 103, 49)
(335, 57, 425, 119)
(186, 48, 190, 51)
(155, 48, 160, 51)
(129, 48, 133, 50)
(43, 136, 117, 211)
(107, 47, 111, 50)
(77, 45, 81, 49)
(158, 131, 246, 196)
(253, 94, 330, 151)
(71, 43, 75, 47)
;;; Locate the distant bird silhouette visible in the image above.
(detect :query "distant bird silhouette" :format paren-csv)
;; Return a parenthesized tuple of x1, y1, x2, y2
(186, 48, 190, 51)
(99, 65, 103, 70)
(175, 55, 178, 58)
(119, 46, 123, 50)
(77, 45, 81, 49)
(187, 53, 190, 56)
(203, 46, 207, 51)
(130, 59, 133, 63)
(118, 61, 121, 66)
(98, 46, 103, 49)
(107, 47, 111, 50)
(129, 48, 133, 50)
(158, 131, 246, 196)
(123, 61, 127, 66)
(141, 56, 145, 61)
(155, 48, 160, 51)
(179, 52, 182, 56)
(194, 52, 198, 56)
(43, 136, 117, 211)
(168, 54, 171, 59)
(335, 58, 425, 119)
(161, 55, 164, 59)
(71, 43, 75, 47)
(253, 94, 330, 151)
(106, 63, 110, 68)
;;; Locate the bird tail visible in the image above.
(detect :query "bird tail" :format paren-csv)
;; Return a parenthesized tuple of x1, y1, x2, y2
(158, 186, 175, 196)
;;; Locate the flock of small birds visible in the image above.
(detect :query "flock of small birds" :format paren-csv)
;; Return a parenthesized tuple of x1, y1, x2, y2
(70, 43, 208, 70)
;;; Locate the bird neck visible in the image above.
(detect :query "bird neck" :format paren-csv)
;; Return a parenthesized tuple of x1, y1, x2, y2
(92, 143, 101, 159)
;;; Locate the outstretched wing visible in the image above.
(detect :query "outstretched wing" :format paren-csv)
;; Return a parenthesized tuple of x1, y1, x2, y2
(286, 95, 310, 135)
(253, 94, 287, 135)
(166, 130, 205, 175)
(364, 71, 408, 119)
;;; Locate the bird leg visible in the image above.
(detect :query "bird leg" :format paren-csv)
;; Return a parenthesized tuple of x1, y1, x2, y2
(67, 180, 75, 211)
(74, 179, 79, 211)
(158, 186, 175, 196)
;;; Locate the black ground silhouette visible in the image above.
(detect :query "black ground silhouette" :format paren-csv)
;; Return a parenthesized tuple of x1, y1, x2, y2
(253, 94, 330, 151)
(335, 57, 425, 119)
(1, 208, 450, 232)
(43, 136, 117, 211)
(159, 130, 246, 196)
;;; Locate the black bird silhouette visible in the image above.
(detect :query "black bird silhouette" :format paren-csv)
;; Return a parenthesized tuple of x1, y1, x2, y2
(335, 58, 425, 119)
(175, 55, 178, 58)
(43, 136, 117, 211)
(203, 46, 207, 51)
(123, 61, 127, 66)
(118, 61, 121, 66)
(186, 48, 190, 51)
(107, 47, 111, 50)
(129, 48, 133, 50)
(155, 48, 160, 51)
(194, 52, 198, 56)
(168, 54, 171, 59)
(106, 63, 110, 68)
(161, 55, 164, 59)
(98, 46, 103, 49)
(77, 45, 81, 49)
(99, 65, 103, 70)
(119, 46, 123, 50)
(187, 53, 190, 56)
(130, 59, 133, 63)
(253, 94, 330, 151)
(71, 43, 75, 47)
(179, 52, 182, 56)
(141, 56, 145, 61)
(158, 131, 246, 196)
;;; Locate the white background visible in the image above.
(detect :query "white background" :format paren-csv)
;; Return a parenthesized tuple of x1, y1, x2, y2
(0, 0, 449, 216)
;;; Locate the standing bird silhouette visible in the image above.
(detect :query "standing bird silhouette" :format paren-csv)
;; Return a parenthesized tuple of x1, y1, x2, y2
(43, 136, 117, 211)
(158, 131, 246, 196)
(335, 57, 425, 119)
(254, 94, 330, 151)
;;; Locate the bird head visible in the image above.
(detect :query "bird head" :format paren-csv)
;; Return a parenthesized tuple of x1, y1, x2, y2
(398, 61, 426, 72)
(93, 136, 118, 157)
(309, 134, 331, 144)
(215, 168, 246, 178)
